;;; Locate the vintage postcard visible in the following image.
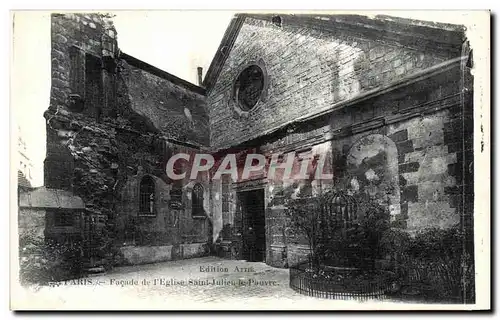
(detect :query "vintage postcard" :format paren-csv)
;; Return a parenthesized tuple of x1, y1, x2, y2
(10, 10, 490, 310)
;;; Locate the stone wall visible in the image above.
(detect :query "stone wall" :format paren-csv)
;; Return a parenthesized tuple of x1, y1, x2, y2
(205, 15, 469, 267)
(209, 60, 471, 267)
(119, 58, 209, 147)
(49, 13, 116, 112)
(114, 144, 213, 248)
(18, 207, 46, 240)
(46, 12, 212, 265)
(119, 243, 209, 265)
(207, 16, 450, 150)
(46, 12, 471, 269)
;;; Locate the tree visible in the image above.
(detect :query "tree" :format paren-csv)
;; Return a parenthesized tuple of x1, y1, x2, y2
(285, 196, 322, 268)
(284, 190, 354, 268)
(285, 189, 392, 270)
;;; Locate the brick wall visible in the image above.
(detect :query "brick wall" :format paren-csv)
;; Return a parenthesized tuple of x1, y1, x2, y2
(207, 16, 447, 150)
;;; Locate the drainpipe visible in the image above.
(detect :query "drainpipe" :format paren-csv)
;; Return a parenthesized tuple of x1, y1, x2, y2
(197, 67, 203, 86)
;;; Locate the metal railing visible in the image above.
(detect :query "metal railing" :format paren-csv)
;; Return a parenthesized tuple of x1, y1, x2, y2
(289, 262, 395, 301)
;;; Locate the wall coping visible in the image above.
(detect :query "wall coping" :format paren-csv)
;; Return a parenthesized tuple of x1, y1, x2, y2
(18, 187, 85, 210)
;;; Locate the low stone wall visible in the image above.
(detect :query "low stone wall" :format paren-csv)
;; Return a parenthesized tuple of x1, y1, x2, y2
(286, 245, 311, 267)
(267, 244, 288, 268)
(182, 243, 209, 259)
(118, 243, 209, 265)
(18, 207, 46, 239)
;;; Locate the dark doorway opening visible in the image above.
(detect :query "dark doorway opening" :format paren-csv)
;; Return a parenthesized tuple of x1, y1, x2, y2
(238, 189, 266, 262)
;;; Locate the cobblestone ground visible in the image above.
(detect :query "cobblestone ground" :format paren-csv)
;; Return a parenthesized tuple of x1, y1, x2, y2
(103, 256, 305, 304)
(16, 256, 405, 310)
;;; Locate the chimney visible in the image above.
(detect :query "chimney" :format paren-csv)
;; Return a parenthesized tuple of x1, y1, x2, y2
(197, 67, 203, 86)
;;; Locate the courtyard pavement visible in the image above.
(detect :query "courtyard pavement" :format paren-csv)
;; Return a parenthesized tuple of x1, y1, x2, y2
(14, 256, 416, 310)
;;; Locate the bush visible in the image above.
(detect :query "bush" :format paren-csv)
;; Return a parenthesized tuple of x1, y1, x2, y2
(380, 228, 411, 266)
(318, 200, 391, 269)
(382, 225, 475, 302)
(285, 190, 391, 269)
(19, 231, 85, 285)
(285, 196, 323, 268)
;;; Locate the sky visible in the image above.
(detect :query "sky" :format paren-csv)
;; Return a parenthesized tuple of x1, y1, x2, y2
(12, 11, 235, 187)
(113, 11, 235, 84)
(11, 11, 488, 187)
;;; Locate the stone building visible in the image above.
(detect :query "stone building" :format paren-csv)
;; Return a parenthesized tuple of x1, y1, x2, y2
(42, 13, 473, 268)
(18, 126, 33, 189)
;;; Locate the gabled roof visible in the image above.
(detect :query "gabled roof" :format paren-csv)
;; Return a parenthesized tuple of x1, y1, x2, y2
(202, 14, 246, 92)
(202, 13, 467, 93)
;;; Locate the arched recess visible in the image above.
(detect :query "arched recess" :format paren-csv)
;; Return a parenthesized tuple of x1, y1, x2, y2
(345, 134, 401, 219)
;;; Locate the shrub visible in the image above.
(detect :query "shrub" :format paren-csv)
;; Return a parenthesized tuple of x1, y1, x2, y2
(19, 231, 85, 285)
(386, 225, 475, 302)
(380, 228, 411, 269)
(285, 190, 391, 270)
(285, 196, 323, 268)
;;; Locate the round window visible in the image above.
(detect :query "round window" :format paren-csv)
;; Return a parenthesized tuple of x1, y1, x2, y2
(234, 65, 265, 111)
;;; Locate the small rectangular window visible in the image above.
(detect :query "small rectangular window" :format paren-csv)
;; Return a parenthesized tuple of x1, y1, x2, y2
(54, 211, 74, 227)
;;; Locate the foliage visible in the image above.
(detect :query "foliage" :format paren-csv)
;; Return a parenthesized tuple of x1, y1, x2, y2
(94, 218, 118, 270)
(285, 196, 323, 267)
(399, 225, 474, 302)
(285, 190, 391, 269)
(378, 225, 475, 302)
(285, 185, 474, 302)
(19, 231, 85, 285)
(357, 201, 391, 263)
(408, 226, 464, 260)
(379, 227, 411, 266)
(320, 200, 391, 269)
(303, 267, 395, 290)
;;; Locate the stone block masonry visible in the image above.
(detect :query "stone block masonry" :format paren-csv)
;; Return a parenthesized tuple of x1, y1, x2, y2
(44, 12, 472, 271)
(207, 16, 449, 150)
(229, 61, 470, 265)
(45, 13, 212, 266)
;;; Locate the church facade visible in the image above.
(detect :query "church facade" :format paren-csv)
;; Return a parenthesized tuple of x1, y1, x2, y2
(40, 12, 473, 269)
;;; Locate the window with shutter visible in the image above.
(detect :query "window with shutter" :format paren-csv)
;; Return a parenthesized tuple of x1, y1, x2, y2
(67, 46, 104, 118)
(68, 46, 85, 112)
(69, 46, 85, 97)
(85, 53, 103, 120)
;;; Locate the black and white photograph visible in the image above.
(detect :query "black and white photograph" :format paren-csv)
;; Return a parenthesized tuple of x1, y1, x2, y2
(9, 8, 490, 310)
